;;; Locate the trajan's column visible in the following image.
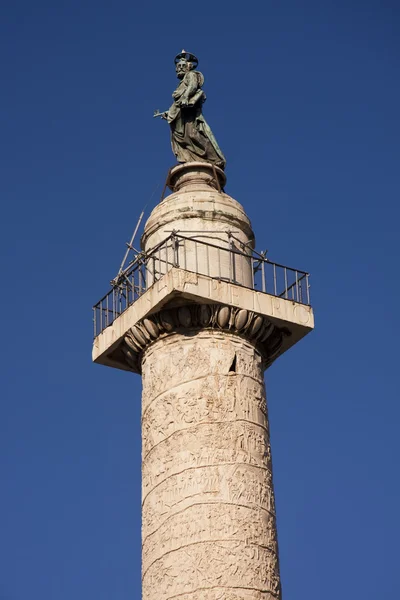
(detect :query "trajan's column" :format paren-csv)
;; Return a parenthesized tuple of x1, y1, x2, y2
(93, 50, 314, 600)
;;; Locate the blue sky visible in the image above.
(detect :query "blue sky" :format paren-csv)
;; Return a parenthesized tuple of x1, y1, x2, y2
(1, 1, 399, 598)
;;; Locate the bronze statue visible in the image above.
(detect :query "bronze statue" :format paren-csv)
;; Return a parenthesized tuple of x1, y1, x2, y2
(154, 50, 226, 169)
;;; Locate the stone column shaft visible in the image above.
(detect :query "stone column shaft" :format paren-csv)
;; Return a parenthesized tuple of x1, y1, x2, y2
(141, 329, 281, 600)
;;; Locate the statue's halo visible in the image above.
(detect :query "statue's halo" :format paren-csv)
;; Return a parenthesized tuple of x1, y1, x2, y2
(174, 50, 199, 69)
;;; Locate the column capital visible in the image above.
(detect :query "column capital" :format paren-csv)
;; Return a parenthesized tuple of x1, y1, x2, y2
(122, 302, 286, 374)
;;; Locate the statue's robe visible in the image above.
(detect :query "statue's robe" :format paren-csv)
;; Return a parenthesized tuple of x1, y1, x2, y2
(167, 71, 226, 169)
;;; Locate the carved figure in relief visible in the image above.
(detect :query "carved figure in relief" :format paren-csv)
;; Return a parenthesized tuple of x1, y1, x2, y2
(144, 372, 267, 434)
(143, 503, 276, 564)
(142, 418, 271, 490)
(143, 542, 279, 596)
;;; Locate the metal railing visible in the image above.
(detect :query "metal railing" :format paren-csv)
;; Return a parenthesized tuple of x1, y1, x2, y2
(93, 232, 310, 337)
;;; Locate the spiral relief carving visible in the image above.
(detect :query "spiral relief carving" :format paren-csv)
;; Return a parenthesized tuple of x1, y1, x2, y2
(121, 303, 286, 373)
(141, 332, 282, 600)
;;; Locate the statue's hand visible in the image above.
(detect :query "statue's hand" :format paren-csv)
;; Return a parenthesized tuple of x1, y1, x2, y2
(154, 110, 168, 120)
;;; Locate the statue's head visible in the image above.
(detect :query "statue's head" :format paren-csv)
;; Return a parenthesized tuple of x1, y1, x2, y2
(174, 49, 198, 79)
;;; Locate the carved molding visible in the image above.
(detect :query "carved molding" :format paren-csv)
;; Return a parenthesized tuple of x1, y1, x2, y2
(120, 303, 288, 373)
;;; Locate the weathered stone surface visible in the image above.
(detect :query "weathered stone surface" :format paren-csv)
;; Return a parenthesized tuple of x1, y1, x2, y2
(141, 332, 281, 600)
(141, 162, 254, 289)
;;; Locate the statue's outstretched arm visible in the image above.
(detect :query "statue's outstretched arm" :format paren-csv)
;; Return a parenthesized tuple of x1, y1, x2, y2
(154, 110, 168, 119)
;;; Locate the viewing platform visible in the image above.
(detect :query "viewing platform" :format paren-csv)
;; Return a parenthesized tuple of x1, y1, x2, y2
(92, 232, 313, 374)
(93, 232, 311, 338)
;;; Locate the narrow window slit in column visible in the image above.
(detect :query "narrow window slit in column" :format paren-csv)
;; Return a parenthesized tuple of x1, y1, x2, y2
(229, 354, 237, 373)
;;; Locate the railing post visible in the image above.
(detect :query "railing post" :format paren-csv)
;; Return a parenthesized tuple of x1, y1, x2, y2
(284, 268, 288, 299)
(306, 274, 310, 305)
(295, 271, 299, 302)
(228, 244, 232, 282)
(93, 307, 97, 338)
(273, 264, 277, 296)
(228, 234, 236, 284)
(232, 243, 236, 284)
(139, 262, 144, 296)
(165, 240, 169, 271)
(262, 261, 266, 293)
(158, 246, 162, 281)
(172, 232, 179, 267)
